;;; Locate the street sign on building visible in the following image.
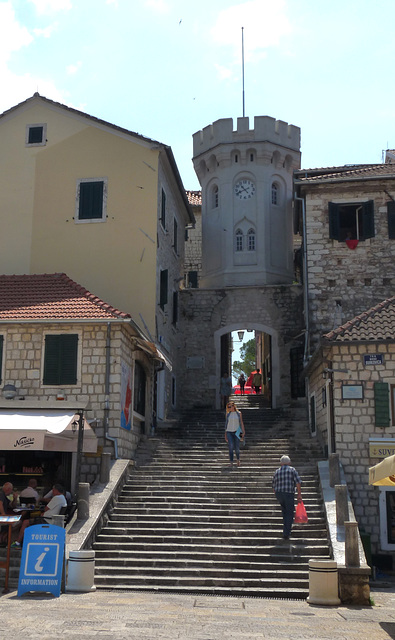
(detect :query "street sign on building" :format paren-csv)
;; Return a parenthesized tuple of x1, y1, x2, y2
(17, 524, 65, 597)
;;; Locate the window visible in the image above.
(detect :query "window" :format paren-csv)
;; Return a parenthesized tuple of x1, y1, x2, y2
(212, 185, 219, 208)
(247, 228, 256, 251)
(159, 269, 168, 309)
(0, 335, 3, 384)
(172, 291, 178, 325)
(171, 376, 176, 406)
(133, 361, 146, 416)
(25, 123, 46, 146)
(188, 271, 198, 288)
(309, 394, 316, 435)
(43, 334, 78, 385)
(235, 229, 243, 252)
(391, 384, 395, 425)
(76, 179, 107, 222)
(271, 183, 278, 205)
(328, 200, 375, 241)
(173, 218, 178, 254)
(388, 202, 395, 239)
(160, 189, 166, 229)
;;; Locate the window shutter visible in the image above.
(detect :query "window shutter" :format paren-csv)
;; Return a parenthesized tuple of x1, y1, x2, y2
(0, 335, 3, 384)
(160, 269, 168, 309)
(374, 382, 390, 427)
(172, 291, 178, 325)
(388, 201, 395, 239)
(79, 182, 104, 220)
(328, 202, 340, 240)
(60, 335, 78, 384)
(43, 335, 78, 385)
(361, 200, 375, 239)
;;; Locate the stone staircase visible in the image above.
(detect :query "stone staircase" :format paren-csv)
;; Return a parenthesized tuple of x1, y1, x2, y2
(93, 396, 332, 598)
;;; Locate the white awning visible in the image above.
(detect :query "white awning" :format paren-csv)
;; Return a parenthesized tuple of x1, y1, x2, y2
(0, 409, 98, 453)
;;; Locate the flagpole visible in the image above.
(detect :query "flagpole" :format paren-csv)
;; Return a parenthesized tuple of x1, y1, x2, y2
(242, 27, 245, 117)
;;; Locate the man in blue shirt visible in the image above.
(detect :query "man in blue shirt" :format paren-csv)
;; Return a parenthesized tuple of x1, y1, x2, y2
(272, 455, 302, 539)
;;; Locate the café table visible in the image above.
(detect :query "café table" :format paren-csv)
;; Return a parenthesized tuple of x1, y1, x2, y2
(0, 514, 22, 593)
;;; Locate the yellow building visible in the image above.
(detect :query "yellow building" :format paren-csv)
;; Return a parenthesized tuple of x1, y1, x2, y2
(0, 94, 194, 423)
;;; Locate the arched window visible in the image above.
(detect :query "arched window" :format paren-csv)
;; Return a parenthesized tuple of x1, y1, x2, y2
(212, 185, 219, 208)
(271, 183, 279, 205)
(247, 228, 256, 251)
(235, 229, 243, 252)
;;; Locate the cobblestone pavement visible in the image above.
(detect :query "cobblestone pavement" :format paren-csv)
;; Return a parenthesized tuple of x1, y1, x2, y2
(1, 584, 395, 640)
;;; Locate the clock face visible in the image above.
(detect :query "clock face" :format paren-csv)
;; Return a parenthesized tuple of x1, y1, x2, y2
(234, 179, 255, 200)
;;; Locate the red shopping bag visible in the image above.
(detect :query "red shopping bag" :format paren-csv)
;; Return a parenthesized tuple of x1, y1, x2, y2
(294, 500, 308, 524)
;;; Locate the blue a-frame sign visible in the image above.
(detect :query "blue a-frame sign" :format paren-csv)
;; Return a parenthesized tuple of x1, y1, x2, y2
(17, 524, 65, 597)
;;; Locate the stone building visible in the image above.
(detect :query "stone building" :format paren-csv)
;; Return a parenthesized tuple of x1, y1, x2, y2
(177, 116, 304, 409)
(0, 93, 194, 430)
(304, 297, 395, 562)
(294, 163, 395, 353)
(0, 273, 160, 492)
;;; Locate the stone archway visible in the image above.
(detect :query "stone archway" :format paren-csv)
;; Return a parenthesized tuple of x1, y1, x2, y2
(214, 322, 279, 409)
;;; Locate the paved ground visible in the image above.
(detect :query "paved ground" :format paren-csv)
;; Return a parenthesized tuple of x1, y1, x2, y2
(1, 581, 395, 640)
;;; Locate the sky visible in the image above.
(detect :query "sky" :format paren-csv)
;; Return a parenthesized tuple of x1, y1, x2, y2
(1, 0, 395, 190)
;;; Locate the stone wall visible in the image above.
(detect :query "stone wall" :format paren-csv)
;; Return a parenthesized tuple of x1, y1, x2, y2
(0, 321, 148, 483)
(307, 340, 395, 556)
(176, 284, 303, 410)
(301, 180, 395, 349)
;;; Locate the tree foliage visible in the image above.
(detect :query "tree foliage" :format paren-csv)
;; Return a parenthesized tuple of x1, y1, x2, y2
(232, 338, 255, 379)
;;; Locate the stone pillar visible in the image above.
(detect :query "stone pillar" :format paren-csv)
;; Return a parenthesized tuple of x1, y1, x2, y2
(100, 452, 111, 484)
(335, 485, 349, 525)
(77, 482, 90, 520)
(345, 521, 360, 567)
(329, 453, 341, 487)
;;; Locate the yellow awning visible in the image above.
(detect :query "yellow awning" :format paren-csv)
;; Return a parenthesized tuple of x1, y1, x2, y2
(369, 454, 395, 486)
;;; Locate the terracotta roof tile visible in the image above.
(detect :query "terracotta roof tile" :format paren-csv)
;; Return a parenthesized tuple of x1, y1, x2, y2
(0, 273, 131, 321)
(295, 163, 395, 184)
(186, 190, 202, 206)
(324, 297, 395, 342)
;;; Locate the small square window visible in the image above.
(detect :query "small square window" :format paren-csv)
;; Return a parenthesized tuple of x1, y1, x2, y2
(25, 123, 47, 147)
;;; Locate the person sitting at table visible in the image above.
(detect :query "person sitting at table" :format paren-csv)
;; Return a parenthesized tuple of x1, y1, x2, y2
(11, 484, 67, 548)
(19, 478, 39, 504)
(0, 482, 19, 545)
(42, 487, 72, 507)
(0, 482, 18, 515)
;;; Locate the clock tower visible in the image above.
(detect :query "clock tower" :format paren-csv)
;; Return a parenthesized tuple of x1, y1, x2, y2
(192, 116, 300, 287)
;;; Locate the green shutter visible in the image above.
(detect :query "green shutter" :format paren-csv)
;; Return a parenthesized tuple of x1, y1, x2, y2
(79, 181, 104, 220)
(328, 202, 340, 239)
(388, 201, 395, 239)
(160, 269, 168, 309)
(374, 382, 390, 427)
(0, 335, 3, 384)
(43, 335, 78, 385)
(361, 200, 375, 239)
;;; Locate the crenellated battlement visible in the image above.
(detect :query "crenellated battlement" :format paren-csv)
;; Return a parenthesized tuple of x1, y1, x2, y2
(193, 116, 300, 158)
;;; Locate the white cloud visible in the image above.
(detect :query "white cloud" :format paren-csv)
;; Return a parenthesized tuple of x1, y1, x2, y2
(212, 0, 292, 61)
(28, 0, 72, 14)
(0, 2, 33, 61)
(214, 63, 233, 81)
(0, 2, 68, 114)
(144, 0, 170, 14)
(33, 23, 58, 38)
(66, 61, 82, 75)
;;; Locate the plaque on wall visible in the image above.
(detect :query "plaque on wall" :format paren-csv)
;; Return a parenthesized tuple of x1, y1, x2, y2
(341, 384, 364, 400)
(363, 354, 384, 366)
(187, 356, 205, 369)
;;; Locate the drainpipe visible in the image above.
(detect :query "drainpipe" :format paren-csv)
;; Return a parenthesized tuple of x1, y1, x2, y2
(104, 322, 118, 459)
(294, 193, 310, 365)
